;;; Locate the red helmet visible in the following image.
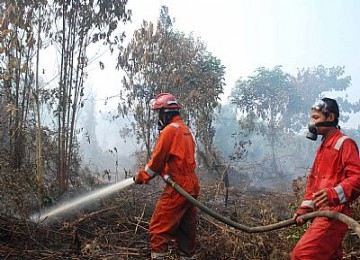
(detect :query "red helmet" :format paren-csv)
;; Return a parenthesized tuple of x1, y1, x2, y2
(151, 93, 181, 111)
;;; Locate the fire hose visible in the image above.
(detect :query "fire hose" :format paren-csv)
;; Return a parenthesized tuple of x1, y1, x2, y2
(162, 174, 360, 237)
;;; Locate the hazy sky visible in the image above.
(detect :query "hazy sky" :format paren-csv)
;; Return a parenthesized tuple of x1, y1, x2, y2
(88, 0, 360, 127)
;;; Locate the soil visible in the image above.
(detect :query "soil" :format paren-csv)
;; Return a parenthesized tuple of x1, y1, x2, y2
(1, 179, 360, 259)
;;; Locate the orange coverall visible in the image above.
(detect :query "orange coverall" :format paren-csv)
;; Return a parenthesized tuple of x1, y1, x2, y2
(135, 115, 200, 257)
(292, 130, 360, 259)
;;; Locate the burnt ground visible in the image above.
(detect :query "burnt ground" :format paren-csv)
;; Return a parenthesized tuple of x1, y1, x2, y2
(1, 179, 360, 259)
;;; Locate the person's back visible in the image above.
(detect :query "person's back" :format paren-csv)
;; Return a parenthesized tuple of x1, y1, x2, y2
(133, 93, 199, 259)
(154, 115, 199, 196)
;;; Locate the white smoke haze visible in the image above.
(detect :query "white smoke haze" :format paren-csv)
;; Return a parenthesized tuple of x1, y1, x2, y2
(32, 0, 360, 205)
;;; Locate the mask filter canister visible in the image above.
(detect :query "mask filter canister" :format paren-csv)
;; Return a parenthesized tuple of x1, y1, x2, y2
(306, 122, 318, 141)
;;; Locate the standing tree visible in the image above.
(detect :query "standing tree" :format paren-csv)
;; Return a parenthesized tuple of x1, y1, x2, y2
(0, 0, 52, 211)
(287, 65, 360, 131)
(0, 1, 42, 169)
(0, 0, 132, 211)
(213, 104, 250, 161)
(230, 65, 360, 178)
(49, 0, 131, 192)
(231, 66, 295, 176)
(116, 6, 225, 168)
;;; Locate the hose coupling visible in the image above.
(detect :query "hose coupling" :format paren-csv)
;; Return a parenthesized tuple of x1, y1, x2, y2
(163, 174, 172, 184)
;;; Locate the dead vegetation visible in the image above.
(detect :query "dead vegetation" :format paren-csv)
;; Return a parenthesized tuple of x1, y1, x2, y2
(1, 178, 360, 259)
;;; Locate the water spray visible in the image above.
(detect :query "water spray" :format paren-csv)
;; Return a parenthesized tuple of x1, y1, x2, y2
(32, 173, 360, 237)
(31, 178, 135, 222)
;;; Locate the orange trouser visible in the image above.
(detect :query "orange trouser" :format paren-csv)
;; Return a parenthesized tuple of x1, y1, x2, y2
(291, 217, 348, 260)
(149, 188, 198, 256)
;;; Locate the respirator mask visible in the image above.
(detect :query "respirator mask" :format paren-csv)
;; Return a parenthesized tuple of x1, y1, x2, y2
(306, 121, 337, 141)
(157, 119, 165, 131)
(157, 110, 176, 132)
(306, 99, 338, 141)
(306, 121, 318, 141)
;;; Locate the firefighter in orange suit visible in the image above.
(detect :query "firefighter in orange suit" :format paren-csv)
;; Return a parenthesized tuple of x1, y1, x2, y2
(291, 98, 360, 259)
(133, 93, 200, 260)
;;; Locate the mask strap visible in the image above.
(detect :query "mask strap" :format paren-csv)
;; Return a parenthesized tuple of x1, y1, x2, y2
(315, 121, 337, 127)
(157, 119, 165, 131)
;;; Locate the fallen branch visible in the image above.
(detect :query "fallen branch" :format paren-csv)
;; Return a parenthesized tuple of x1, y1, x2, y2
(134, 203, 147, 235)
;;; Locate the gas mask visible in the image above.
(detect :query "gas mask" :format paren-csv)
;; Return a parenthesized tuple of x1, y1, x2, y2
(157, 110, 175, 132)
(306, 121, 338, 141)
(157, 119, 165, 131)
(306, 99, 339, 141)
(306, 122, 318, 141)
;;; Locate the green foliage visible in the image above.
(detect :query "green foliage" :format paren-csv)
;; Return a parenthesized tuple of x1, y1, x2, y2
(287, 222, 310, 243)
(229, 65, 358, 178)
(230, 66, 296, 177)
(287, 65, 358, 131)
(231, 66, 296, 135)
(231, 65, 358, 135)
(286, 204, 309, 243)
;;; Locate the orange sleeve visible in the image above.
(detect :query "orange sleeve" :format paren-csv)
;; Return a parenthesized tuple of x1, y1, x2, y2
(336, 139, 360, 203)
(146, 126, 174, 177)
(135, 126, 175, 184)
